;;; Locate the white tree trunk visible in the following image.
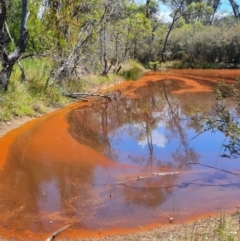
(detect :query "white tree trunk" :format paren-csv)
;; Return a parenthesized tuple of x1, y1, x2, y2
(0, 0, 29, 91)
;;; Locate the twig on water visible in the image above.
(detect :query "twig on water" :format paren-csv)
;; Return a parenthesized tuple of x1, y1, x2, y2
(151, 172, 178, 176)
(188, 163, 240, 176)
(138, 225, 144, 230)
(157, 208, 175, 223)
(46, 224, 73, 241)
(62, 91, 116, 101)
(118, 172, 179, 184)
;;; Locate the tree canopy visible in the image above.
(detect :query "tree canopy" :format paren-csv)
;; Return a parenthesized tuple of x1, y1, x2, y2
(0, 0, 239, 91)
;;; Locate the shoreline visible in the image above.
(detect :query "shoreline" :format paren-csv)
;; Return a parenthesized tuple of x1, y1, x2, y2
(1, 70, 240, 240)
(75, 210, 240, 241)
(0, 115, 37, 138)
(0, 110, 239, 241)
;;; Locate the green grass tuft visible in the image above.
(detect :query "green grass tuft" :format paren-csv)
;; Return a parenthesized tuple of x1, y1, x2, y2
(119, 66, 143, 81)
(0, 57, 69, 121)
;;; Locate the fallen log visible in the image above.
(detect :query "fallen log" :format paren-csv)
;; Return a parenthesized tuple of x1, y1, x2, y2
(62, 92, 116, 101)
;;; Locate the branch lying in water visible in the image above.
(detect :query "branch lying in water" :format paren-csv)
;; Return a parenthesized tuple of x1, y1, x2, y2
(188, 163, 240, 176)
(62, 91, 116, 101)
(46, 224, 73, 241)
(117, 172, 179, 184)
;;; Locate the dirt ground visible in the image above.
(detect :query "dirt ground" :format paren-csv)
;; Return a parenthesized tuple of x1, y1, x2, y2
(0, 105, 58, 137)
(0, 116, 35, 137)
(76, 211, 240, 241)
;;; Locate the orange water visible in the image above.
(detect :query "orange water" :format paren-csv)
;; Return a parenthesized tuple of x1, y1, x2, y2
(1, 69, 240, 240)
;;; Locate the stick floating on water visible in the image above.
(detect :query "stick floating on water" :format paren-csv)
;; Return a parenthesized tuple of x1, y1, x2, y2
(151, 172, 179, 176)
(46, 224, 72, 241)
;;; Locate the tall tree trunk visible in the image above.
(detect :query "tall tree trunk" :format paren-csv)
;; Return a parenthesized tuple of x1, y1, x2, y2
(0, 0, 29, 91)
(161, 9, 181, 62)
(53, 20, 97, 80)
(146, 0, 151, 18)
(53, 6, 107, 81)
(209, 0, 221, 24)
(229, 0, 240, 19)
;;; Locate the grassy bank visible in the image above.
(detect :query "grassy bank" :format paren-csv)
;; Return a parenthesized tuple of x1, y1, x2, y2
(2, 57, 237, 122)
(0, 59, 144, 122)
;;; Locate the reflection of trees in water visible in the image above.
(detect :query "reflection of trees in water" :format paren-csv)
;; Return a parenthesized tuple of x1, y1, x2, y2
(68, 84, 163, 166)
(0, 79, 222, 236)
(68, 80, 211, 168)
(119, 174, 178, 208)
(0, 81, 219, 234)
(162, 83, 200, 168)
(199, 82, 240, 158)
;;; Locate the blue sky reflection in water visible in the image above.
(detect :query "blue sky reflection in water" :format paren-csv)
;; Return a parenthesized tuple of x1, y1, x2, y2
(67, 79, 240, 227)
(1, 72, 240, 238)
(110, 117, 228, 168)
(70, 90, 233, 171)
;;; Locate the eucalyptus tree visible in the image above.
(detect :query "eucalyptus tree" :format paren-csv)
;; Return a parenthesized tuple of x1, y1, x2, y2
(160, 0, 219, 62)
(185, 2, 213, 24)
(161, 0, 186, 62)
(144, 0, 160, 18)
(146, 0, 152, 18)
(100, 1, 154, 74)
(99, 0, 129, 75)
(229, 0, 240, 19)
(0, 0, 29, 91)
(209, 0, 221, 23)
(40, 0, 107, 79)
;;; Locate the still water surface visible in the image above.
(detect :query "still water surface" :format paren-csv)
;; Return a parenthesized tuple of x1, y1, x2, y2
(1, 70, 240, 239)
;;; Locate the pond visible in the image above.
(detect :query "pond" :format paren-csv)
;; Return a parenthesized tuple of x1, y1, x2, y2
(1, 69, 240, 240)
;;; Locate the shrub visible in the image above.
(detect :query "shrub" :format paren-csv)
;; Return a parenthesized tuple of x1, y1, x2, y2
(119, 66, 144, 80)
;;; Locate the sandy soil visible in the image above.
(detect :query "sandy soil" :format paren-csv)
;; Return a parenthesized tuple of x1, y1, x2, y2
(0, 116, 35, 137)
(77, 211, 240, 241)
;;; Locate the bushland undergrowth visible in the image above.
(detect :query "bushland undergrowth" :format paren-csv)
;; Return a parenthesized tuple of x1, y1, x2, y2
(0, 58, 144, 121)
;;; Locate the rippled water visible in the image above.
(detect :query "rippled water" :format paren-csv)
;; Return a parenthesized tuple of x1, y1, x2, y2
(1, 70, 240, 239)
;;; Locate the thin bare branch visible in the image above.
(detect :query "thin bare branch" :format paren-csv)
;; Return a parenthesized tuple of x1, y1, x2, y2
(188, 163, 240, 176)
(62, 92, 116, 101)
(46, 224, 72, 241)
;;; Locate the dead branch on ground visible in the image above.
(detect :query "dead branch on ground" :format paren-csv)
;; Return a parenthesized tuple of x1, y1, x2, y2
(62, 91, 116, 101)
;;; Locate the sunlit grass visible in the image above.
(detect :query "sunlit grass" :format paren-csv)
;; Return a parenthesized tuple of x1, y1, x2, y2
(119, 60, 144, 81)
(0, 58, 146, 121)
(0, 57, 69, 121)
(63, 73, 121, 93)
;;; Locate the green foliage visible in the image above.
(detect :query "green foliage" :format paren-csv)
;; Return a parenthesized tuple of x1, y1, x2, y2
(172, 61, 217, 69)
(147, 61, 161, 70)
(175, 17, 186, 28)
(0, 89, 34, 120)
(214, 211, 237, 241)
(193, 62, 218, 69)
(41, 0, 106, 58)
(201, 81, 240, 158)
(6, 0, 22, 46)
(136, 0, 159, 19)
(172, 61, 192, 69)
(119, 66, 144, 81)
(186, 2, 213, 24)
(168, 20, 240, 65)
(3, 0, 240, 122)
(0, 57, 69, 121)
